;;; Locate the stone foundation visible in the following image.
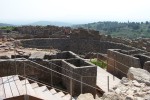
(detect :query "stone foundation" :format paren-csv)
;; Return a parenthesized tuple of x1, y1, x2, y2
(107, 49, 150, 78)
(0, 51, 97, 97)
(20, 38, 135, 54)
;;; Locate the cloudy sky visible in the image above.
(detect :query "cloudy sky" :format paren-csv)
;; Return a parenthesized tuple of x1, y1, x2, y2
(0, 0, 150, 24)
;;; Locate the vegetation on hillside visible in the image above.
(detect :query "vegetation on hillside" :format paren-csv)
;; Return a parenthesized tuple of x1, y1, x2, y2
(73, 21, 150, 39)
(0, 26, 15, 31)
(0, 26, 16, 33)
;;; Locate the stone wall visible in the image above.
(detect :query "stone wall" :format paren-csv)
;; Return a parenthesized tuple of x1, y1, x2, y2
(61, 59, 97, 97)
(84, 52, 107, 61)
(107, 49, 142, 78)
(0, 59, 53, 84)
(107, 49, 150, 78)
(144, 61, 150, 72)
(20, 38, 135, 54)
(4, 25, 150, 52)
(134, 54, 150, 68)
(44, 51, 78, 60)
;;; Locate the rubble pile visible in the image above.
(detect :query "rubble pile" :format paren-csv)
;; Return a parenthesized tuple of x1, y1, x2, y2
(78, 67, 150, 100)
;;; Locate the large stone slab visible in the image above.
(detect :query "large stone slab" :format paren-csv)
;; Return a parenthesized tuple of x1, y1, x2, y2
(29, 52, 45, 59)
(77, 93, 95, 100)
(127, 67, 150, 86)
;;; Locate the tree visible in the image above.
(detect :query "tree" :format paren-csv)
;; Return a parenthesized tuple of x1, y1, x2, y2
(146, 21, 149, 25)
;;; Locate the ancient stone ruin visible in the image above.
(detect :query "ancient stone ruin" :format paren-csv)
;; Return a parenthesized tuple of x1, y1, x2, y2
(0, 51, 97, 98)
(107, 49, 150, 78)
(0, 25, 150, 99)
(77, 67, 150, 100)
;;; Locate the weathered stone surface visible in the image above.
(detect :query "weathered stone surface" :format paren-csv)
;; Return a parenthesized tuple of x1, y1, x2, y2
(100, 69, 150, 100)
(144, 95, 150, 100)
(107, 49, 143, 79)
(21, 38, 134, 55)
(132, 80, 141, 87)
(127, 67, 150, 86)
(125, 95, 134, 100)
(142, 87, 150, 92)
(115, 88, 121, 94)
(134, 97, 144, 100)
(77, 93, 95, 100)
(101, 92, 123, 100)
(0, 55, 10, 59)
(144, 61, 150, 73)
(29, 52, 45, 59)
(121, 77, 129, 84)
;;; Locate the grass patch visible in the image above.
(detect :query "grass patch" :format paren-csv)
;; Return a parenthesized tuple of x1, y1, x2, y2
(90, 58, 107, 69)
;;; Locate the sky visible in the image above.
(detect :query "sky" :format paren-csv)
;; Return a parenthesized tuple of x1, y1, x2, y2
(0, 0, 150, 24)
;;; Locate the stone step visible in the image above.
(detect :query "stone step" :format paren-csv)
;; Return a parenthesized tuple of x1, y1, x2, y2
(62, 94, 75, 100)
(2, 76, 13, 98)
(32, 86, 46, 99)
(31, 83, 39, 89)
(0, 75, 74, 100)
(0, 77, 5, 99)
(44, 90, 62, 100)
(7, 76, 20, 97)
(49, 88, 57, 94)
(32, 86, 53, 100)
(54, 91, 65, 97)
(21, 79, 36, 97)
(13, 75, 25, 95)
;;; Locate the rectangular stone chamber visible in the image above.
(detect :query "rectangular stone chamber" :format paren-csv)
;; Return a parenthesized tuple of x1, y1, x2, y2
(61, 58, 97, 97)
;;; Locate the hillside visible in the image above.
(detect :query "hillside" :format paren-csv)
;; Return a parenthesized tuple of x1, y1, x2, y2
(0, 23, 14, 27)
(73, 21, 150, 39)
(29, 21, 72, 27)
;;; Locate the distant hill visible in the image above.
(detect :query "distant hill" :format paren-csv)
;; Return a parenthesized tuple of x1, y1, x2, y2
(29, 21, 72, 27)
(73, 21, 150, 39)
(0, 23, 14, 27)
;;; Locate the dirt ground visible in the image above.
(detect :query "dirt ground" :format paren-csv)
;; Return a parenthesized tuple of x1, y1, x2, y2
(0, 41, 58, 58)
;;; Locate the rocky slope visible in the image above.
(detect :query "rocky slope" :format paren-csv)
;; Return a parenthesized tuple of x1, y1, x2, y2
(77, 67, 150, 100)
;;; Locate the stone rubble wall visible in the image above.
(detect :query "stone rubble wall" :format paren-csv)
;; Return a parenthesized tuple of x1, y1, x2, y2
(101, 67, 150, 100)
(107, 49, 150, 79)
(77, 68, 150, 100)
(20, 38, 134, 54)
(107, 49, 141, 78)
(144, 61, 150, 72)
